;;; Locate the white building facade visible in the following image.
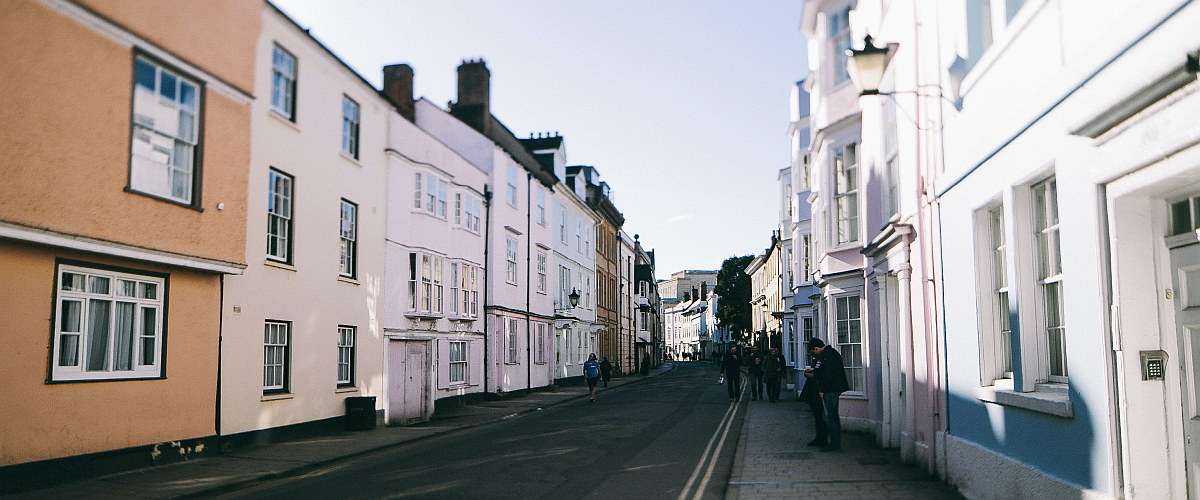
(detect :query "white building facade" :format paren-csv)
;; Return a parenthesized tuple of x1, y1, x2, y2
(220, 4, 389, 435)
(379, 65, 487, 425)
(413, 61, 557, 395)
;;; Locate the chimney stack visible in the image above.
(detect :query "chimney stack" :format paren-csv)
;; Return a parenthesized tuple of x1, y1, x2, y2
(701, 282, 708, 301)
(382, 64, 415, 122)
(450, 59, 491, 135)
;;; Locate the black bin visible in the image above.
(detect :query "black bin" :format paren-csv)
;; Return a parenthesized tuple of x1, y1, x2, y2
(345, 396, 376, 431)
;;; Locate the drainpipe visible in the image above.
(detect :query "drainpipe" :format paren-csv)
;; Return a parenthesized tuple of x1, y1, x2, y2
(483, 186, 492, 394)
(527, 173, 533, 393)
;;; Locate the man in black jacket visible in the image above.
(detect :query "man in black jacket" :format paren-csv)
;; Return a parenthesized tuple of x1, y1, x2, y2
(720, 345, 744, 401)
(803, 339, 850, 450)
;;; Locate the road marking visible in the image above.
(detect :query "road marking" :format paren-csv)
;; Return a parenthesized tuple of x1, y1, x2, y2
(676, 377, 743, 500)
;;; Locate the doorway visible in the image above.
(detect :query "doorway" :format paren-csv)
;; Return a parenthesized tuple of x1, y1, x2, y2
(388, 339, 429, 426)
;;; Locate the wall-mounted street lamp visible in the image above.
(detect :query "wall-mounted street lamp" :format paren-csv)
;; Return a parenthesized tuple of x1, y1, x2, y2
(846, 35, 899, 96)
(569, 288, 581, 308)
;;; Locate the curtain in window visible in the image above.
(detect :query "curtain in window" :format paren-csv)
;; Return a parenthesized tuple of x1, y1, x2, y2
(113, 302, 136, 371)
(86, 299, 112, 371)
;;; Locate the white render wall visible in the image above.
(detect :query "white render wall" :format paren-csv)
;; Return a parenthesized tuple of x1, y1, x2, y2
(414, 99, 555, 393)
(382, 109, 488, 418)
(220, 5, 388, 435)
(552, 185, 600, 379)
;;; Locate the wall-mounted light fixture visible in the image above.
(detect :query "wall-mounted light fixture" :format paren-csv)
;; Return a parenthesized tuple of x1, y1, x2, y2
(846, 35, 899, 96)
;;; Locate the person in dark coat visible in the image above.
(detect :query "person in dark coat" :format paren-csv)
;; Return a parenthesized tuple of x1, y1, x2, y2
(746, 345, 765, 401)
(763, 347, 786, 402)
(641, 353, 652, 375)
(798, 367, 827, 447)
(803, 338, 850, 450)
(599, 357, 613, 387)
(720, 345, 744, 401)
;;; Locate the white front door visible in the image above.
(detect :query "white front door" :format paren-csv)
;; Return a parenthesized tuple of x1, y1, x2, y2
(1170, 242, 1200, 498)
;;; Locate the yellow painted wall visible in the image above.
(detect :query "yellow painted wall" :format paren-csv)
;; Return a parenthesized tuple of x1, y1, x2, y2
(0, 0, 254, 266)
(0, 241, 221, 466)
(77, 0, 260, 93)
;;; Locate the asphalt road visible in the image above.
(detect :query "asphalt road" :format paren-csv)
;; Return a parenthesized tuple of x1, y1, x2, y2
(211, 362, 746, 500)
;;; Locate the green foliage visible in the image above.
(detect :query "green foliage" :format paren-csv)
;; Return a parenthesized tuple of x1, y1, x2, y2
(714, 255, 754, 340)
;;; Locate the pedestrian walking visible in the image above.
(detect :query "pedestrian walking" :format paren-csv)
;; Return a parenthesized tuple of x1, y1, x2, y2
(721, 345, 744, 401)
(641, 353, 652, 375)
(803, 339, 850, 450)
(747, 345, 765, 401)
(599, 357, 613, 387)
(763, 347, 786, 402)
(584, 353, 601, 402)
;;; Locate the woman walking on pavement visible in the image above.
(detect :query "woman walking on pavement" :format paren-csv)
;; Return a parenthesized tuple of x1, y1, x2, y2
(584, 353, 601, 402)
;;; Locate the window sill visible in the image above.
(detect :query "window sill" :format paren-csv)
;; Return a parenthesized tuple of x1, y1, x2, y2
(338, 275, 360, 285)
(973, 379, 1073, 418)
(339, 150, 362, 168)
(264, 259, 296, 272)
(124, 187, 203, 212)
(449, 316, 477, 322)
(335, 386, 359, 394)
(261, 392, 293, 402)
(404, 312, 443, 320)
(269, 109, 300, 131)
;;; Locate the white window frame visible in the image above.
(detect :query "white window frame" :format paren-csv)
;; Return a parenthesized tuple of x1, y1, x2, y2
(576, 221, 582, 252)
(1032, 178, 1066, 382)
(828, 7, 852, 87)
(455, 193, 462, 225)
(267, 169, 294, 263)
(130, 55, 200, 205)
(506, 238, 518, 285)
(341, 95, 359, 159)
(339, 199, 357, 278)
(537, 252, 547, 294)
(51, 264, 166, 381)
(507, 318, 520, 364)
(965, 0, 1029, 72)
(413, 173, 422, 210)
(974, 201, 1013, 386)
(801, 234, 812, 283)
(337, 326, 355, 386)
(449, 340, 467, 385)
(408, 253, 418, 311)
(883, 98, 900, 219)
(264, 320, 290, 393)
(559, 265, 571, 309)
(535, 323, 547, 365)
(450, 262, 460, 316)
(560, 207, 568, 243)
(833, 143, 859, 245)
(271, 44, 296, 120)
(433, 257, 444, 314)
(985, 174, 1068, 392)
(834, 294, 864, 394)
(537, 187, 546, 225)
(506, 164, 518, 207)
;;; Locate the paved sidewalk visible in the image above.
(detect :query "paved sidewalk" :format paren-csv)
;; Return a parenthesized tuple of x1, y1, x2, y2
(725, 396, 964, 500)
(7, 364, 673, 500)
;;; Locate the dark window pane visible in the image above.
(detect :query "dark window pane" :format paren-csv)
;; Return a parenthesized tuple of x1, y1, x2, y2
(135, 59, 156, 90)
(160, 72, 176, 100)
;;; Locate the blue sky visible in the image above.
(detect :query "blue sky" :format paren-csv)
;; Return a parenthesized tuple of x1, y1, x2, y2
(273, 0, 808, 276)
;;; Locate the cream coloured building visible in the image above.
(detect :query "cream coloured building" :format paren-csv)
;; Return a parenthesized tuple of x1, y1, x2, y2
(218, 3, 389, 437)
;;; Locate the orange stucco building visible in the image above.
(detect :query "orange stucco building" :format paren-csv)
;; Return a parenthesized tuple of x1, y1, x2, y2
(0, 0, 258, 489)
